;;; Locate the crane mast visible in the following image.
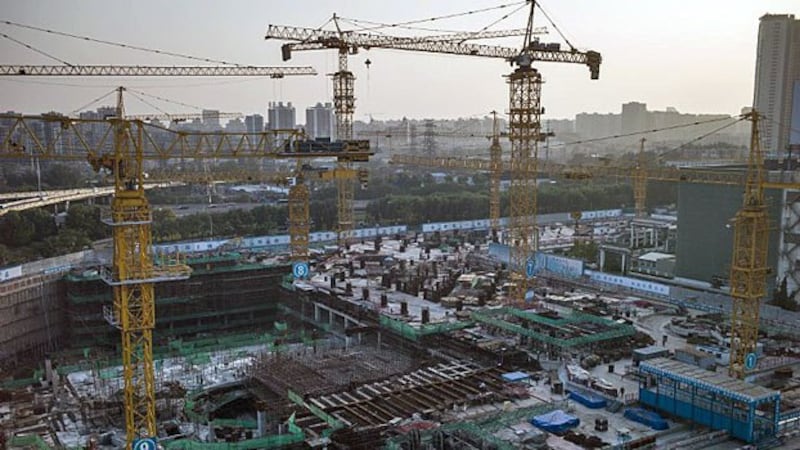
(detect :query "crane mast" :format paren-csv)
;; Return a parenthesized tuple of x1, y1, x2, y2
(728, 111, 769, 379)
(634, 138, 647, 218)
(332, 23, 357, 247)
(106, 87, 190, 442)
(507, 62, 541, 305)
(489, 111, 502, 241)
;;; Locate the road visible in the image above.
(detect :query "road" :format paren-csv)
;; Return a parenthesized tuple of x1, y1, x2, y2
(156, 202, 267, 218)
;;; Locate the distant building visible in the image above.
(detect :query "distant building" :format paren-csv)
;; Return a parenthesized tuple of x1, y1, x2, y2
(225, 118, 246, 133)
(621, 102, 648, 137)
(268, 102, 296, 130)
(245, 114, 264, 134)
(574, 112, 620, 139)
(575, 104, 745, 146)
(753, 14, 800, 156)
(305, 102, 334, 139)
(202, 109, 221, 130)
(544, 119, 574, 136)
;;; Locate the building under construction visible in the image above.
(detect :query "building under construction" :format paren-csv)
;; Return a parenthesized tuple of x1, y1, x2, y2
(5, 221, 800, 449)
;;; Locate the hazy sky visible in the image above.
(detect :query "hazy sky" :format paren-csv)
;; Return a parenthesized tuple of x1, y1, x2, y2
(1, 0, 798, 121)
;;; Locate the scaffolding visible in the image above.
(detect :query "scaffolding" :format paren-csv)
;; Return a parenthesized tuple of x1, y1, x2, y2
(63, 253, 289, 351)
(378, 315, 473, 341)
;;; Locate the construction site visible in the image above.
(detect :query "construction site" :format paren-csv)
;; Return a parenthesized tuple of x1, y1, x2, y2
(2, 1, 800, 450)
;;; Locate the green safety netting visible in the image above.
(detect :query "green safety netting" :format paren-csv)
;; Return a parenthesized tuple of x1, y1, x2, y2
(9, 435, 50, 450)
(164, 432, 304, 450)
(379, 315, 472, 341)
(384, 404, 558, 450)
(470, 307, 636, 348)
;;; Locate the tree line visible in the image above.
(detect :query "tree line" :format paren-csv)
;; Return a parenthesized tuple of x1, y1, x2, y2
(0, 169, 678, 266)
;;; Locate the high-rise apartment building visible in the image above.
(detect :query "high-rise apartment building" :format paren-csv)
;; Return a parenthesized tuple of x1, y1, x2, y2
(268, 102, 296, 130)
(753, 14, 800, 155)
(202, 109, 221, 130)
(305, 102, 335, 139)
(621, 102, 648, 137)
(245, 114, 264, 134)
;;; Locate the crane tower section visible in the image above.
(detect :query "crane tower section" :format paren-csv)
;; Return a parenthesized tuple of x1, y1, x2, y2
(489, 111, 502, 241)
(728, 112, 769, 379)
(507, 66, 542, 305)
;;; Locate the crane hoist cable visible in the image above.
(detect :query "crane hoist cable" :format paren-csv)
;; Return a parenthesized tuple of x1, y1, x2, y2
(337, 1, 527, 33)
(534, 1, 576, 51)
(465, 2, 529, 44)
(69, 88, 119, 115)
(556, 116, 740, 147)
(125, 90, 173, 117)
(0, 31, 72, 65)
(126, 88, 206, 112)
(1, 20, 245, 67)
(658, 116, 747, 159)
(338, 17, 476, 35)
(761, 114, 800, 137)
(460, 115, 747, 160)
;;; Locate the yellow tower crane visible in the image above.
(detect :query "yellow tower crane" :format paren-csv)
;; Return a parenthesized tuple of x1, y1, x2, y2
(267, 8, 599, 304)
(0, 90, 371, 449)
(266, 21, 534, 248)
(728, 111, 769, 379)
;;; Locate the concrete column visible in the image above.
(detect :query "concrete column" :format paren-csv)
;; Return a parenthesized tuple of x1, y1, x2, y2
(599, 248, 606, 271)
(257, 411, 266, 438)
(314, 304, 320, 322)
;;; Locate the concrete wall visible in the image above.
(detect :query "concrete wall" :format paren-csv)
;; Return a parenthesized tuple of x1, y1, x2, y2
(675, 183, 782, 290)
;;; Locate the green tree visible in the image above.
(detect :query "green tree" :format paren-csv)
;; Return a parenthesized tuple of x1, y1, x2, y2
(0, 211, 34, 247)
(65, 204, 108, 240)
(567, 240, 599, 264)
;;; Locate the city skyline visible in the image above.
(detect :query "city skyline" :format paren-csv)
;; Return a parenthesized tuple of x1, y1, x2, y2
(1, 0, 798, 121)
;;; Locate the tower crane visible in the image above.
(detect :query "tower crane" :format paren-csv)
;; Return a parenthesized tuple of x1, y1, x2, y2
(266, 19, 542, 248)
(267, 6, 599, 303)
(728, 111, 768, 379)
(0, 89, 370, 448)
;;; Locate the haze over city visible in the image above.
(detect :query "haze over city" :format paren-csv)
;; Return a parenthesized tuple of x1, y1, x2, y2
(6, 2, 800, 449)
(2, 0, 798, 119)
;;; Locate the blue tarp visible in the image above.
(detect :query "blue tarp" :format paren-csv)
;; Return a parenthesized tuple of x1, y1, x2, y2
(568, 390, 607, 409)
(624, 407, 669, 430)
(530, 409, 580, 434)
(501, 371, 530, 382)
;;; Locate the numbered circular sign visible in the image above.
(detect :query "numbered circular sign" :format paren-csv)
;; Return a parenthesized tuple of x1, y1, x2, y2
(133, 438, 157, 450)
(292, 262, 309, 279)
